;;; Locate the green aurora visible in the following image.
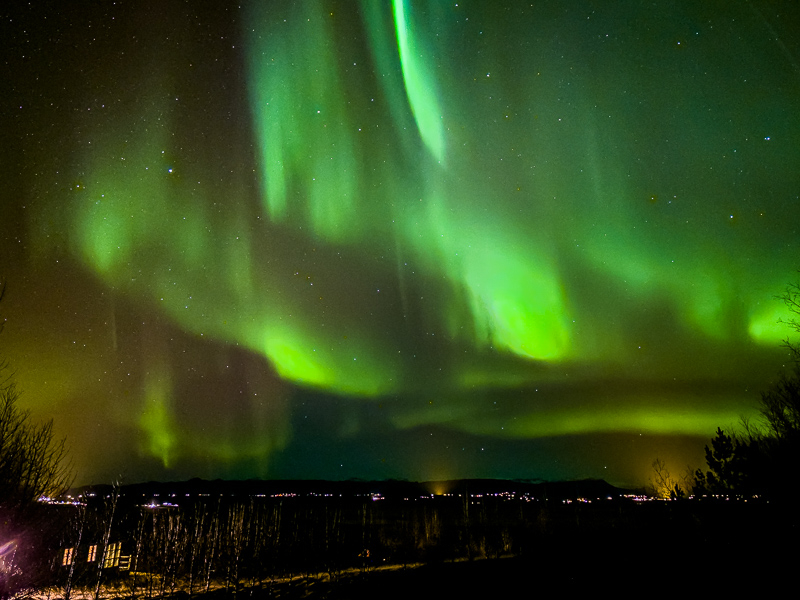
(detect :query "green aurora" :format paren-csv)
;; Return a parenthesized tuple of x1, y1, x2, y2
(2, 0, 799, 486)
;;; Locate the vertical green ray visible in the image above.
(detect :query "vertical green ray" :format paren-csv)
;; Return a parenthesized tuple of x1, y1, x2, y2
(245, 1, 360, 242)
(392, 0, 445, 162)
(140, 362, 176, 468)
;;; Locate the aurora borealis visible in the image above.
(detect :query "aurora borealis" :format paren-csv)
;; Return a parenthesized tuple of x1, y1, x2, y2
(2, 0, 799, 487)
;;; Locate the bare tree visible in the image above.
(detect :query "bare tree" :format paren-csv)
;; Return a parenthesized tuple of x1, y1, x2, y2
(650, 458, 691, 499)
(0, 281, 74, 599)
(63, 504, 87, 600)
(94, 484, 119, 600)
(778, 279, 800, 359)
(0, 283, 72, 510)
(0, 383, 72, 511)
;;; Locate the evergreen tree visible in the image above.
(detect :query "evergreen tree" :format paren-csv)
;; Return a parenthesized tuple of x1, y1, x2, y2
(696, 279, 800, 499)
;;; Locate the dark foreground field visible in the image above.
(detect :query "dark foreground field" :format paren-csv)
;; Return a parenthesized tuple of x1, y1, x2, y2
(37, 496, 796, 599)
(121, 536, 793, 600)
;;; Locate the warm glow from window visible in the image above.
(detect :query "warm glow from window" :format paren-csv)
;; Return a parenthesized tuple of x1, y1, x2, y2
(103, 542, 121, 568)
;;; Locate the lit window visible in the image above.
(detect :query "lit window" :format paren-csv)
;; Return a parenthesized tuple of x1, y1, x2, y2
(62, 548, 74, 566)
(102, 542, 121, 568)
(87, 545, 97, 562)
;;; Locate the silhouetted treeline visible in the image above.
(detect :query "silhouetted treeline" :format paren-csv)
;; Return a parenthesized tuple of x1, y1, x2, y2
(694, 364, 800, 500)
(48, 491, 538, 596)
(27, 478, 622, 596)
(26, 486, 800, 598)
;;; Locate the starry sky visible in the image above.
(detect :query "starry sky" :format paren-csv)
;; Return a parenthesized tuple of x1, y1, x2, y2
(2, 0, 799, 488)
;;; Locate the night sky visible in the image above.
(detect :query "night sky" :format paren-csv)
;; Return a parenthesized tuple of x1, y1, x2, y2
(2, 0, 799, 488)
